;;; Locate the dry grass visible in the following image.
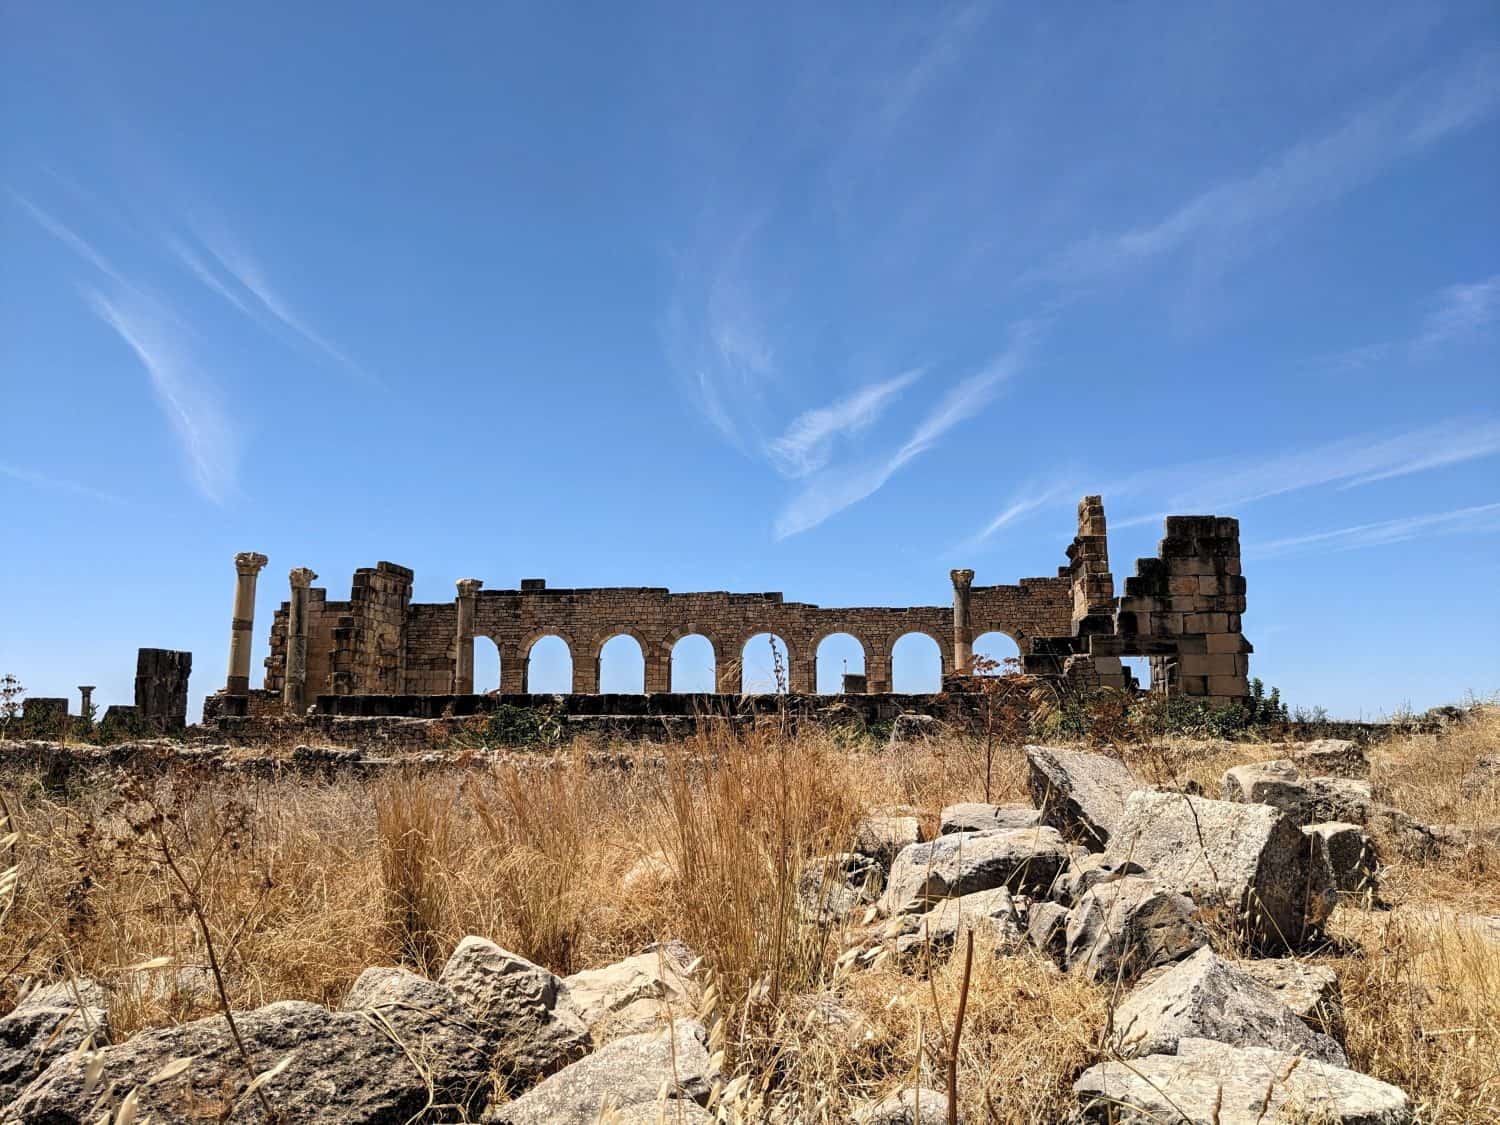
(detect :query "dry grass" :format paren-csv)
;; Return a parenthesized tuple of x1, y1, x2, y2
(1, 707, 1497, 1121)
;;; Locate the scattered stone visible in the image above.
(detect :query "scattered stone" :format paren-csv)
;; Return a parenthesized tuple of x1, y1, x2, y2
(1, 979, 109, 1105)
(487, 1019, 716, 1125)
(889, 714, 941, 745)
(1236, 958, 1345, 1041)
(890, 886, 1023, 959)
(562, 947, 699, 1044)
(1305, 821, 1380, 896)
(1461, 755, 1500, 799)
(854, 813, 923, 865)
(853, 1086, 954, 1124)
(621, 852, 675, 894)
(1026, 900, 1071, 959)
(438, 936, 591, 1085)
(1073, 1036, 1412, 1123)
(939, 802, 1039, 835)
(880, 828, 1070, 915)
(1024, 744, 1138, 849)
(1109, 947, 1346, 1065)
(798, 853, 886, 923)
(9, 998, 489, 1123)
(1365, 805, 1454, 861)
(1221, 760, 1372, 828)
(1105, 790, 1334, 949)
(1054, 854, 1147, 906)
(1291, 739, 1369, 779)
(1065, 875, 1206, 983)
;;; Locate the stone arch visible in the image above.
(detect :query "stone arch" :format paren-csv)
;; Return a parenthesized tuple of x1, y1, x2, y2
(596, 632, 646, 694)
(891, 631, 944, 693)
(668, 630, 716, 693)
(473, 634, 501, 692)
(813, 631, 867, 694)
(523, 632, 574, 693)
(971, 629, 1023, 674)
(738, 631, 793, 694)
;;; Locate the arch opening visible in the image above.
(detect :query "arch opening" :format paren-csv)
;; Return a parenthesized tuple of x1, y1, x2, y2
(599, 634, 645, 693)
(972, 630, 1022, 676)
(892, 632, 943, 693)
(671, 634, 716, 693)
(473, 635, 500, 693)
(741, 633, 790, 695)
(525, 635, 573, 693)
(814, 633, 866, 694)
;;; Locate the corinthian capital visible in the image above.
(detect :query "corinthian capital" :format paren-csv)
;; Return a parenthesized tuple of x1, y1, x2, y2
(950, 568, 975, 592)
(289, 567, 318, 589)
(456, 578, 483, 598)
(235, 552, 270, 576)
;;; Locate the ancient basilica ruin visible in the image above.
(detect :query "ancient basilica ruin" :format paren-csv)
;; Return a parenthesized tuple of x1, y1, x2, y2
(203, 496, 1251, 722)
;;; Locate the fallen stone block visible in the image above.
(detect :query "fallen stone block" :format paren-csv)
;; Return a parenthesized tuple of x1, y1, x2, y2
(1305, 821, 1380, 896)
(1291, 739, 1369, 779)
(798, 852, 886, 923)
(1026, 900, 1071, 960)
(939, 802, 1040, 835)
(1065, 875, 1206, 983)
(9, 997, 489, 1124)
(852, 1086, 954, 1124)
(854, 813, 923, 865)
(488, 1019, 716, 1125)
(890, 886, 1023, 959)
(439, 935, 592, 1086)
(0, 979, 109, 1105)
(1110, 947, 1346, 1065)
(562, 946, 699, 1044)
(889, 713, 941, 745)
(1105, 790, 1334, 950)
(1054, 854, 1147, 906)
(1236, 958, 1345, 1042)
(880, 827, 1070, 915)
(1073, 1036, 1412, 1123)
(1025, 744, 1138, 849)
(1221, 760, 1371, 827)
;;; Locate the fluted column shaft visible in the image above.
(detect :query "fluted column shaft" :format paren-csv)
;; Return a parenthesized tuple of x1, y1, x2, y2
(283, 567, 318, 712)
(951, 568, 975, 675)
(227, 552, 269, 693)
(453, 579, 482, 694)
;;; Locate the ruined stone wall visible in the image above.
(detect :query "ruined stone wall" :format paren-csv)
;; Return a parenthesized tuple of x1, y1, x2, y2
(405, 602, 459, 695)
(967, 578, 1075, 656)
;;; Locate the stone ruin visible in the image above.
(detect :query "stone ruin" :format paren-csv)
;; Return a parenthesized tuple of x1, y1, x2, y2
(202, 495, 1251, 721)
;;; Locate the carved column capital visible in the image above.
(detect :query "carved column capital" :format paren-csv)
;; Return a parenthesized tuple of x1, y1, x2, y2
(235, 551, 270, 577)
(289, 567, 318, 589)
(950, 568, 975, 592)
(456, 578, 483, 599)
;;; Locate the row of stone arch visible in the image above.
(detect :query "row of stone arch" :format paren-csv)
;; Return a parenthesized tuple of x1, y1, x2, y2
(471, 630, 1023, 694)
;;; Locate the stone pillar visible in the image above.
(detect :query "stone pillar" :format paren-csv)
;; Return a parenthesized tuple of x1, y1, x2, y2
(950, 569, 975, 674)
(227, 552, 269, 693)
(452, 579, 482, 694)
(643, 644, 672, 693)
(865, 655, 892, 694)
(77, 685, 95, 718)
(283, 567, 318, 713)
(500, 642, 525, 694)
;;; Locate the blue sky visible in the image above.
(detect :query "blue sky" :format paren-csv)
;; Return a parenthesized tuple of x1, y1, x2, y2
(2, 1, 1498, 719)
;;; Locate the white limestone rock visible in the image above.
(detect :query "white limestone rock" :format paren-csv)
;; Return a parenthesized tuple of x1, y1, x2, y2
(880, 827, 1070, 915)
(1024, 744, 1139, 849)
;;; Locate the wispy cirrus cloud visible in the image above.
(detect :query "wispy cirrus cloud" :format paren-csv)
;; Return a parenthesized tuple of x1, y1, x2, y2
(1035, 46, 1500, 286)
(1247, 501, 1500, 559)
(84, 290, 239, 503)
(774, 323, 1035, 539)
(0, 463, 124, 505)
(1416, 274, 1500, 350)
(7, 191, 132, 291)
(767, 368, 924, 478)
(1112, 416, 1500, 528)
(966, 479, 1080, 547)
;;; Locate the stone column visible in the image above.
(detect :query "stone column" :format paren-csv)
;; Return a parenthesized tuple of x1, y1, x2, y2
(452, 579, 482, 694)
(283, 567, 318, 712)
(227, 552, 269, 694)
(77, 685, 95, 718)
(865, 655, 892, 694)
(950, 569, 975, 674)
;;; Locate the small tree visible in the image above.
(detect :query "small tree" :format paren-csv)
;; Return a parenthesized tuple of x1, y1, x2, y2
(0, 674, 23, 739)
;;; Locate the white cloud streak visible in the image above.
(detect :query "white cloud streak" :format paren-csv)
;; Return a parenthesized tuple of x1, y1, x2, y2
(8, 191, 132, 290)
(0, 463, 124, 505)
(968, 481, 1078, 546)
(1247, 501, 1500, 558)
(1037, 47, 1500, 285)
(1416, 274, 1500, 350)
(766, 368, 924, 478)
(1112, 416, 1500, 528)
(774, 325, 1034, 539)
(85, 290, 239, 503)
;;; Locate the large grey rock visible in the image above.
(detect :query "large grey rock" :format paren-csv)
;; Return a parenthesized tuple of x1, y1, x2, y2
(880, 827, 1070, 915)
(939, 802, 1039, 835)
(1073, 1036, 1412, 1123)
(1054, 854, 1147, 906)
(853, 1086, 954, 1123)
(1237, 958, 1345, 1041)
(1460, 754, 1500, 798)
(1305, 821, 1380, 896)
(889, 713, 941, 745)
(1065, 875, 1207, 983)
(487, 1019, 715, 1125)
(1025, 745, 1138, 849)
(1026, 900, 1071, 959)
(1110, 947, 1346, 1065)
(854, 813, 923, 865)
(562, 947, 699, 1044)
(889, 886, 1023, 959)
(438, 936, 591, 1084)
(0, 979, 109, 1105)
(7, 997, 489, 1124)
(1105, 790, 1335, 950)
(1221, 761, 1372, 827)
(1291, 739, 1369, 779)
(798, 852, 885, 923)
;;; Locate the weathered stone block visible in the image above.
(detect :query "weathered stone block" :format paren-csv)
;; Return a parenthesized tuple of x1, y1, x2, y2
(1025, 744, 1139, 849)
(880, 828, 1070, 915)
